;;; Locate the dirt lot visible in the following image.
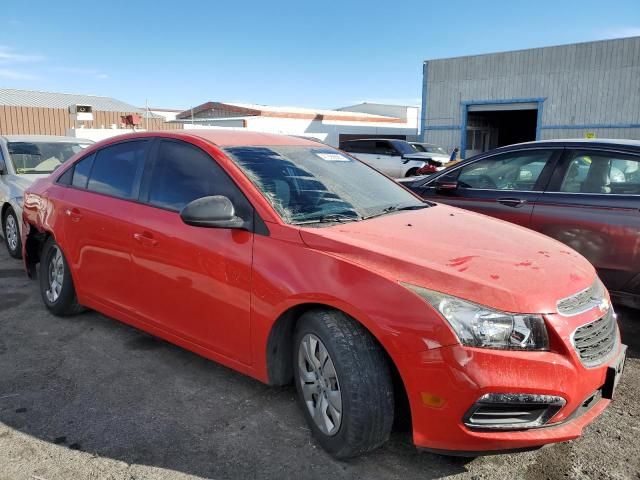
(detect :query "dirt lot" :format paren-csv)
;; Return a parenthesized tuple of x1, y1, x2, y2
(0, 246, 638, 480)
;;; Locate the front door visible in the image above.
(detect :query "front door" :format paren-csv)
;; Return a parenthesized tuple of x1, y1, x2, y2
(131, 139, 254, 364)
(531, 148, 640, 293)
(423, 148, 561, 227)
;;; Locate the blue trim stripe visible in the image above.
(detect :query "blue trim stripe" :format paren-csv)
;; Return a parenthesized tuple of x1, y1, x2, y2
(461, 97, 546, 106)
(423, 125, 461, 131)
(541, 123, 640, 130)
(420, 62, 428, 140)
(460, 103, 468, 158)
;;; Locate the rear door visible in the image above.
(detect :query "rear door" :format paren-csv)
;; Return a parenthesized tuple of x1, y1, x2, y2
(61, 140, 149, 313)
(420, 148, 561, 227)
(530, 148, 640, 294)
(130, 139, 254, 364)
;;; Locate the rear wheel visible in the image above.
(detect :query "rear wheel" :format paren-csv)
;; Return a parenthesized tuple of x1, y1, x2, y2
(39, 237, 84, 316)
(405, 168, 419, 177)
(3, 207, 22, 259)
(293, 309, 394, 459)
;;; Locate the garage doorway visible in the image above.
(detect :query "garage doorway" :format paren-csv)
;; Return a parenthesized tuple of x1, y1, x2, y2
(463, 101, 540, 157)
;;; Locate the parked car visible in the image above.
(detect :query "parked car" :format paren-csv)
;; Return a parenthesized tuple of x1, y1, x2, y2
(23, 131, 625, 458)
(0, 135, 92, 258)
(402, 139, 640, 309)
(409, 142, 451, 163)
(339, 138, 445, 177)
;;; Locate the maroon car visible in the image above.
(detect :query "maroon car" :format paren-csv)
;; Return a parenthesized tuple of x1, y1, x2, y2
(402, 139, 640, 309)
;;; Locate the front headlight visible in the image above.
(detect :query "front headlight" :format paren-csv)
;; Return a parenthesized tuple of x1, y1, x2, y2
(401, 283, 549, 350)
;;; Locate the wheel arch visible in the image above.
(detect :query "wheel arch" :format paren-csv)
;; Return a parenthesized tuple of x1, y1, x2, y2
(265, 302, 412, 430)
(24, 224, 53, 278)
(1, 202, 12, 229)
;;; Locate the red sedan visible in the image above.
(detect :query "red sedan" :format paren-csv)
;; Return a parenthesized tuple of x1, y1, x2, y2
(22, 131, 626, 458)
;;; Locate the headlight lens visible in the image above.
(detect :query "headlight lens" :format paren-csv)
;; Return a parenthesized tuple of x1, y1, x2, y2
(401, 283, 549, 350)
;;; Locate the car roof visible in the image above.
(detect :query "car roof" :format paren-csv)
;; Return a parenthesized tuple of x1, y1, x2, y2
(341, 138, 404, 143)
(0, 135, 93, 143)
(176, 130, 323, 147)
(511, 138, 640, 148)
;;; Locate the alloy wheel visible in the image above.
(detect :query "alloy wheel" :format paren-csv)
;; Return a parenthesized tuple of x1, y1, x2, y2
(46, 246, 64, 303)
(298, 333, 343, 436)
(5, 213, 18, 252)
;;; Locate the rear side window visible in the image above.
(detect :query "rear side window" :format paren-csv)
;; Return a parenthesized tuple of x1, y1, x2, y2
(373, 141, 397, 156)
(558, 151, 640, 194)
(87, 141, 147, 200)
(341, 140, 374, 154)
(146, 140, 251, 217)
(71, 153, 95, 189)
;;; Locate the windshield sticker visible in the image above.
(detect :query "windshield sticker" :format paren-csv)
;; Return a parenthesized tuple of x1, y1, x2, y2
(315, 152, 351, 162)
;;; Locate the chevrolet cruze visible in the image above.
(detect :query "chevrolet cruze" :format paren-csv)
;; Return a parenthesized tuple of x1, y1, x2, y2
(22, 131, 626, 458)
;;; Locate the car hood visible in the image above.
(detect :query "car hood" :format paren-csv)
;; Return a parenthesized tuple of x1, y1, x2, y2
(404, 153, 449, 163)
(299, 204, 595, 314)
(4, 174, 44, 197)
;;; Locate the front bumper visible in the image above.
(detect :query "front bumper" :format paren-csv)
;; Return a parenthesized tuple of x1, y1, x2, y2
(395, 339, 625, 453)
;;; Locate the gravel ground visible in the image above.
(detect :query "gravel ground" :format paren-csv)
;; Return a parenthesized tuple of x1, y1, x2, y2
(0, 246, 638, 480)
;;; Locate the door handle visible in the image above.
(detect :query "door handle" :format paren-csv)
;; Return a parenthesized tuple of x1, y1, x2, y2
(133, 232, 158, 247)
(497, 198, 528, 208)
(65, 208, 82, 222)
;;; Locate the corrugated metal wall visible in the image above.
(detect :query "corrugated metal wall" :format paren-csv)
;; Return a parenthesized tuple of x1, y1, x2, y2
(422, 36, 640, 150)
(0, 107, 182, 136)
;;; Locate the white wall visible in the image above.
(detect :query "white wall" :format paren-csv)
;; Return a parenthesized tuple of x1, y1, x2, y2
(339, 104, 419, 129)
(66, 127, 144, 142)
(184, 116, 418, 147)
(149, 110, 179, 121)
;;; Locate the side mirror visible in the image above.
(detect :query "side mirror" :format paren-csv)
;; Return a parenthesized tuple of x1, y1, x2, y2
(435, 179, 458, 191)
(180, 195, 245, 229)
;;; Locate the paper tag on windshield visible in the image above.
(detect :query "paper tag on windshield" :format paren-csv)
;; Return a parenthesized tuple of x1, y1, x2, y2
(316, 153, 351, 162)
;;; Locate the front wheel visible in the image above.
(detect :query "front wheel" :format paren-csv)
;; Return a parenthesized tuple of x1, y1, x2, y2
(39, 237, 84, 316)
(3, 207, 22, 259)
(294, 309, 394, 459)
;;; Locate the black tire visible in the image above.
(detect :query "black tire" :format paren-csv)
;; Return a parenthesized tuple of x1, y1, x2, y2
(38, 237, 84, 316)
(293, 309, 394, 459)
(3, 206, 22, 259)
(405, 168, 419, 177)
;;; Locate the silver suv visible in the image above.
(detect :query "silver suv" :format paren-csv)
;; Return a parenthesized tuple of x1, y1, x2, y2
(1, 135, 92, 258)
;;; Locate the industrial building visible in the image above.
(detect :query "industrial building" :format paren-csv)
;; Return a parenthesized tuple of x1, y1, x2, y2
(422, 36, 640, 158)
(0, 88, 181, 141)
(174, 101, 419, 146)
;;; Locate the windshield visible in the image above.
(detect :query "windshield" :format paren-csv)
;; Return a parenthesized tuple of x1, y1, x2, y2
(224, 145, 426, 225)
(8, 141, 90, 174)
(393, 141, 416, 155)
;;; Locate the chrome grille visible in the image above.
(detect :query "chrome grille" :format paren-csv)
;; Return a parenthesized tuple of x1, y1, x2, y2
(572, 309, 617, 367)
(557, 280, 607, 316)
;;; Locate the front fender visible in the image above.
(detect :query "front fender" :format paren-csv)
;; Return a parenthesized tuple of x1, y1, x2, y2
(249, 231, 458, 382)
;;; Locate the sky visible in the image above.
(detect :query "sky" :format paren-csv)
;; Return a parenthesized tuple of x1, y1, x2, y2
(1, 0, 639, 111)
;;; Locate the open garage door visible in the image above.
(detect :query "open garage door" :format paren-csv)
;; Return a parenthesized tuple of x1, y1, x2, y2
(464, 102, 538, 157)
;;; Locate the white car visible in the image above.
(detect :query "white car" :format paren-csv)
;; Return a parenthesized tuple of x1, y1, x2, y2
(1, 135, 92, 258)
(339, 139, 435, 178)
(408, 142, 452, 164)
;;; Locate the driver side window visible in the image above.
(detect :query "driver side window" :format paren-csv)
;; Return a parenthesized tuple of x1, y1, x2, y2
(457, 150, 554, 191)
